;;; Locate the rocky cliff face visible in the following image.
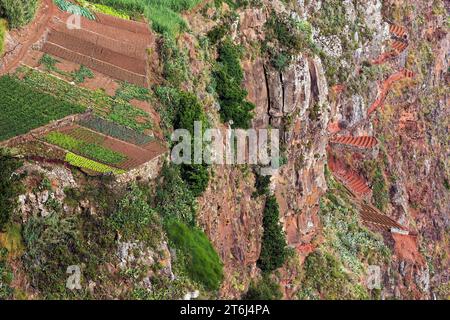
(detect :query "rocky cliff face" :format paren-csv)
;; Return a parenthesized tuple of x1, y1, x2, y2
(194, 0, 448, 299)
(1, 0, 447, 300)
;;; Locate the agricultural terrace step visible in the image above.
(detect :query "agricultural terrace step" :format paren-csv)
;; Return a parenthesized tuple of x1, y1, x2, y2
(330, 136, 378, 149)
(95, 12, 152, 35)
(359, 203, 407, 232)
(389, 24, 408, 40)
(42, 42, 147, 86)
(53, 11, 153, 46)
(46, 29, 147, 74)
(51, 20, 149, 60)
(57, 125, 166, 171)
(328, 156, 371, 198)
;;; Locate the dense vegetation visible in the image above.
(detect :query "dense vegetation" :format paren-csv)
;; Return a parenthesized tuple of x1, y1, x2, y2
(0, 248, 13, 299)
(298, 173, 390, 299)
(0, 0, 38, 28)
(109, 184, 162, 244)
(257, 195, 288, 273)
(87, 0, 201, 38)
(213, 39, 255, 128)
(0, 18, 6, 54)
(154, 163, 197, 226)
(264, 11, 317, 71)
(155, 88, 210, 196)
(0, 75, 85, 141)
(17, 67, 153, 133)
(0, 152, 23, 230)
(244, 274, 283, 300)
(166, 219, 223, 291)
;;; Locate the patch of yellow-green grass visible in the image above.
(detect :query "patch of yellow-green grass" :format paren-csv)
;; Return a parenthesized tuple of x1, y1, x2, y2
(77, 0, 130, 19)
(0, 19, 7, 55)
(0, 223, 25, 258)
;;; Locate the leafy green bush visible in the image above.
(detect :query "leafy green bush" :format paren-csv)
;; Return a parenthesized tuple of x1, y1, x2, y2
(214, 39, 254, 128)
(154, 163, 197, 226)
(166, 219, 223, 291)
(180, 164, 210, 197)
(0, 152, 22, 230)
(0, 18, 7, 54)
(0, 248, 13, 299)
(257, 195, 288, 273)
(299, 250, 356, 300)
(155, 89, 210, 197)
(71, 66, 94, 84)
(243, 274, 282, 300)
(371, 167, 389, 211)
(22, 212, 116, 299)
(265, 12, 317, 70)
(109, 184, 162, 244)
(175, 92, 210, 195)
(0, 0, 38, 28)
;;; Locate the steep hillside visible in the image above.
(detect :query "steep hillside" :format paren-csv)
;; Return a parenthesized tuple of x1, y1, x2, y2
(0, 0, 448, 300)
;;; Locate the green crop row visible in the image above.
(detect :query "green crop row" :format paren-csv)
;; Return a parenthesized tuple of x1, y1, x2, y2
(54, 0, 96, 20)
(65, 152, 125, 174)
(45, 131, 126, 164)
(79, 115, 153, 145)
(0, 75, 85, 141)
(16, 67, 153, 132)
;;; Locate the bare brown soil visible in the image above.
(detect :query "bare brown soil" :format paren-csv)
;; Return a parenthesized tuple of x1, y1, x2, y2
(0, 0, 54, 74)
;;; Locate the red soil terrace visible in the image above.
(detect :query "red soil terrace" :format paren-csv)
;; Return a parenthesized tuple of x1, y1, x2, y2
(329, 135, 378, 149)
(371, 24, 409, 65)
(327, 153, 372, 199)
(42, 9, 153, 86)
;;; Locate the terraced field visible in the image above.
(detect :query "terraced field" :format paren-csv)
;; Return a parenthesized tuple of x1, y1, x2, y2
(42, 8, 152, 86)
(0, 75, 85, 141)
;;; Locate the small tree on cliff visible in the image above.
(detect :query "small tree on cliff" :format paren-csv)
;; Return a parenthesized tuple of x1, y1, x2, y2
(257, 195, 288, 273)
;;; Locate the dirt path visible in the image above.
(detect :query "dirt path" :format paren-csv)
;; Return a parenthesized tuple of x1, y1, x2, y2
(0, 0, 54, 75)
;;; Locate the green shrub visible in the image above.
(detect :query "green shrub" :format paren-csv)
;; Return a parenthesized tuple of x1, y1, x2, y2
(71, 66, 94, 84)
(265, 11, 317, 70)
(0, 248, 13, 299)
(257, 195, 288, 272)
(300, 250, 353, 300)
(0, 0, 38, 28)
(115, 82, 150, 102)
(243, 274, 282, 300)
(109, 184, 162, 244)
(180, 164, 210, 197)
(0, 18, 7, 54)
(214, 39, 255, 128)
(166, 219, 223, 291)
(0, 152, 23, 230)
(154, 163, 197, 226)
(22, 212, 116, 299)
(253, 171, 271, 197)
(371, 167, 389, 211)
